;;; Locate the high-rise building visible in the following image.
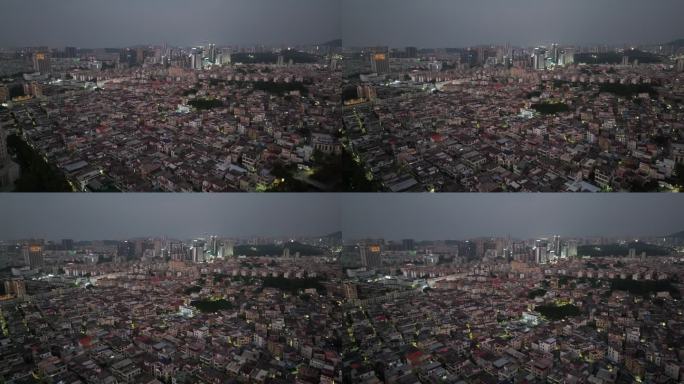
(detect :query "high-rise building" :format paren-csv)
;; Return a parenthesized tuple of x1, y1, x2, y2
(65, 46, 77, 58)
(209, 236, 218, 256)
(208, 44, 217, 63)
(677, 56, 684, 72)
(534, 240, 548, 264)
(558, 48, 575, 66)
(283, 247, 290, 258)
(0, 85, 8, 103)
(169, 242, 185, 261)
(402, 238, 415, 251)
(3, 280, 26, 298)
(371, 53, 390, 74)
(553, 235, 561, 257)
(62, 239, 74, 251)
(360, 245, 382, 269)
(567, 240, 578, 258)
(191, 51, 203, 70)
(192, 239, 205, 263)
(22, 244, 44, 269)
(533, 47, 547, 70)
(117, 241, 135, 261)
(343, 282, 358, 300)
(33, 52, 51, 73)
(405, 46, 418, 58)
(136, 47, 145, 65)
(219, 242, 234, 258)
(153, 239, 163, 258)
(120, 48, 136, 67)
(217, 52, 231, 66)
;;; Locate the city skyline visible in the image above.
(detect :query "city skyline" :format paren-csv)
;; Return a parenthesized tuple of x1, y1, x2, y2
(342, 0, 684, 48)
(0, 0, 341, 48)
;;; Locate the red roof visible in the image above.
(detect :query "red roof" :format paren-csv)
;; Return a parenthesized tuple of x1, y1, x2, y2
(406, 350, 423, 364)
(79, 336, 92, 347)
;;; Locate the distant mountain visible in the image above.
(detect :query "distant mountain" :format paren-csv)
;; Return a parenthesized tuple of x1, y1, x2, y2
(666, 230, 684, 239)
(321, 39, 342, 48)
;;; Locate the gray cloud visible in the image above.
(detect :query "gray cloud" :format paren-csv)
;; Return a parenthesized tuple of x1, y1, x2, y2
(0, 194, 341, 240)
(338, 194, 684, 240)
(341, 0, 684, 48)
(0, 0, 340, 48)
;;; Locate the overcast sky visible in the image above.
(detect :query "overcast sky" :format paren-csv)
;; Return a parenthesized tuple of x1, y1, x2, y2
(0, 194, 682, 241)
(0, 194, 340, 241)
(0, 0, 340, 48)
(2, 1, 681, 49)
(342, 0, 684, 48)
(339, 194, 684, 240)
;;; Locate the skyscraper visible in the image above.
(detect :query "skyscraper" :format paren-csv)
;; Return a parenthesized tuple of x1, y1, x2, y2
(219, 242, 234, 258)
(402, 238, 415, 251)
(33, 52, 51, 73)
(22, 244, 44, 269)
(216, 52, 231, 66)
(191, 51, 203, 70)
(3, 280, 26, 298)
(533, 47, 547, 70)
(208, 44, 217, 64)
(62, 239, 74, 251)
(371, 53, 390, 74)
(192, 239, 205, 263)
(534, 240, 548, 264)
(209, 236, 218, 256)
(567, 240, 578, 258)
(65, 46, 77, 58)
(558, 48, 575, 66)
(553, 235, 561, 257)
(360, 245, 382, 269)
(136, 47, 145, 65)
(117, 241, 135, 261)
(551, 43, 559, 65)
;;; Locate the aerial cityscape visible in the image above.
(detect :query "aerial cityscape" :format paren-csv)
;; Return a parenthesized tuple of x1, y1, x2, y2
(2, 0, 684, 383)
(0, 1, 683, 192)
(0, 0, 351, 192)
(0, 43, 350, 192)
(337, 0, 684, 192)
(342, 42, 684, 192)
(1, 194, 684, 383)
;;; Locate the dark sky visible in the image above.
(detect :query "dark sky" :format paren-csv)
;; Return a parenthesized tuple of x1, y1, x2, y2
(1, 194, 682, 241)
(342, 0, 684, 48)
(0, 194, 340, 240)
(0, 0, 340, 48)
(339, 194, 684, 240)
